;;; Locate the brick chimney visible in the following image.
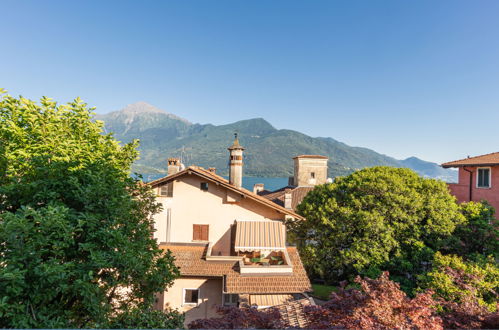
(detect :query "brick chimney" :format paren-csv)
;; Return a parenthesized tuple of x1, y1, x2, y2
(284, 189, 292, 209)
(228, 133, 244, 188)
(167, 158, 181, 176)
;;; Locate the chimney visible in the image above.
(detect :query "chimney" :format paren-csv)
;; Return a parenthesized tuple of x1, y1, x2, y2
(208, 167, 216, 174)
(228, 133, 245, 188)
(167, 158, 181, 176)
(253, 183, 265, 194)
(284, 189, 292, 209)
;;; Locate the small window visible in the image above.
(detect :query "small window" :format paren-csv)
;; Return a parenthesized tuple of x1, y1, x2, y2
(193, 224, 209, 241)
(477, 168, 491, 188)
(200, 182, 209, 191)
(223, 294, 239, 306)
(310, 172, 315, 179)
(160, 182, 173, 197)
(183, 289, 199, 304)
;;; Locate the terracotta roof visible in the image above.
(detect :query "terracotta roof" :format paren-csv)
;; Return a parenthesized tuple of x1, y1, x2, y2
(259, 186, 314, 211)
(249, 294, 295, 307)
(160, 244, 312, 294)
(442, 152, 499, 167)
(148, 166, 304, 220)
(293, 155, 328, 159)
(266, 298, 314, 328)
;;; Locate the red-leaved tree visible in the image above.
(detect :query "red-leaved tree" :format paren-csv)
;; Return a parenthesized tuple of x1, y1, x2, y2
(187, 305, 287, 329)
(304, 272, 443, 330)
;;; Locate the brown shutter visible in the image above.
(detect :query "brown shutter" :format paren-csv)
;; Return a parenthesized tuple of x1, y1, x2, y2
(201, 225, 209, 241)
(193, 225, 200, 240)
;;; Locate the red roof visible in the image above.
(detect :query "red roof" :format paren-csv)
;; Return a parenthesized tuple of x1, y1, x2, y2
(161, 243, 312, 294)
(442, 152, 499, 168)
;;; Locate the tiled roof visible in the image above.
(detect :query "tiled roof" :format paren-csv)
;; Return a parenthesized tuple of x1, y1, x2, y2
(267, 298, 314, 328)
(160, 243, 312, 294)
(148, 166, 304, 220)
(442, 152, 499, 167)
(293, 155, 328, 159)
(259, 186, 314, 211)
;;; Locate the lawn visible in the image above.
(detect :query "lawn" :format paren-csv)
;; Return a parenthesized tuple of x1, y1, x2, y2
(311, 283, 337, 300)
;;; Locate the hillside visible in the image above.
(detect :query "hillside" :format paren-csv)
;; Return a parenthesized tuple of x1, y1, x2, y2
(96, 102, 457, 182)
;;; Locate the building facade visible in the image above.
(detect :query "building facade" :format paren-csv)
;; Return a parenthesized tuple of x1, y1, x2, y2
(149, 138, 311, 324)
(442, 152, 499, 214)
(258, 155, 329, 211)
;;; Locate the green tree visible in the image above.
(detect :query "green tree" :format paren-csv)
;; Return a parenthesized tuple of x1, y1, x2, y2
(444, 201, 498, 259)
(417, 252, 498, 312)
(291, 166, 465, 284)
(0, 90, 182, 328)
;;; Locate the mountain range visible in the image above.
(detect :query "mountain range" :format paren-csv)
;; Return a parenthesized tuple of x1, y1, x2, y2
(96, 102, 457, 182)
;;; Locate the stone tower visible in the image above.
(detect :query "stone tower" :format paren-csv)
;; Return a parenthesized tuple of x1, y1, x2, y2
(293, 155, 328, 186)
(228, 133, 245, 188)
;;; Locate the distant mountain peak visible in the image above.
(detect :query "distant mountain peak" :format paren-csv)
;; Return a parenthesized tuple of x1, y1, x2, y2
(120, 101, 165, 114)
(106, 101, 191, 124)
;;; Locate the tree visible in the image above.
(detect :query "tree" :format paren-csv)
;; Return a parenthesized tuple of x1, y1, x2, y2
(444, 201, 498, 259)
(0, 90, 182, 328)
(418, 252, 498, 312)
(291, 166, 465, 284)
(304, 272, 443, 329)
(188, 305, 287, 329)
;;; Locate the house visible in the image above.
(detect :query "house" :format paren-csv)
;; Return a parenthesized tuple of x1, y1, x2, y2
(257, 155, 329, 211)
(149, 135, 312, 324)
(442, 152, 499, 213)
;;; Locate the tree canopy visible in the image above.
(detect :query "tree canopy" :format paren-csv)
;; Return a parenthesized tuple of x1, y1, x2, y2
(0, 90, 182, 328)
(291, 166, 465, 284)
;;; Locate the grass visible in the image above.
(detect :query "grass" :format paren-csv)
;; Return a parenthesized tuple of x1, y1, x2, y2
(311, 284, 337, 300)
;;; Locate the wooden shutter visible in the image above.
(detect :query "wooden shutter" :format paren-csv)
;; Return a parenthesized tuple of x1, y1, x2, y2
(193, 224, 209, 241)
(201, 225, 209, 241)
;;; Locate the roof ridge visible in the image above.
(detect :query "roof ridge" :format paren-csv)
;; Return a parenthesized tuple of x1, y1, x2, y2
(442, 151, 499, 166)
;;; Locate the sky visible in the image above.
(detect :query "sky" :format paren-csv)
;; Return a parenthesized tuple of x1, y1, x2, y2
(1, 1, 498, 164)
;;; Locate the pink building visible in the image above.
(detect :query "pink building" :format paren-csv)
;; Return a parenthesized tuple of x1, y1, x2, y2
(442, 152, 499, 213)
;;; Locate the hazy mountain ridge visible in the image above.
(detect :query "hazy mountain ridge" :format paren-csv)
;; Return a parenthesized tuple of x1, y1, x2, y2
(97, 102, 457, 182)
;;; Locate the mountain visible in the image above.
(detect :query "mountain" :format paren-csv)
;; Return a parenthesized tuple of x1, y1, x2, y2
(96, 102, 457, 182)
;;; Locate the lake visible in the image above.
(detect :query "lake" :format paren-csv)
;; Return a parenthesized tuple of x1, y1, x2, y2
(139, 173, 289, 192)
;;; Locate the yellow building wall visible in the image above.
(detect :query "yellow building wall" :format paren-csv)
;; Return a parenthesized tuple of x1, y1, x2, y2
(153, 174, 285, 254)
(159, 277, 223, 325)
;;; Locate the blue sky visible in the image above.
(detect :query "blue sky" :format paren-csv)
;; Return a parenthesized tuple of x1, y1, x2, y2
(1, 1, 498, 163)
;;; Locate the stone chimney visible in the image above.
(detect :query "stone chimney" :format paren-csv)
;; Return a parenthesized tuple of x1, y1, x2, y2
(228, 133, 244, 188)
(284, 189, 292, 209)
(167, 158, 181, 176)
(208, 167, 216, 174)
(253, 183, 265, 194)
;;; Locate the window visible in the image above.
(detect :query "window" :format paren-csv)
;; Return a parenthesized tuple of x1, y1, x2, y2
(183, 289, 199, 305)
(223, 294, 239, 306)
(159, 182, 173, 197)
(193, 224, 209, 241)
(200, 182, 209, 191)
(477, 168, 491, 188)
(310, 172, 315, 179)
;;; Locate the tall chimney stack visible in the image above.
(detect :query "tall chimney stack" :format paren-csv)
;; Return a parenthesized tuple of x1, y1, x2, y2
(228, 133, 244, 188)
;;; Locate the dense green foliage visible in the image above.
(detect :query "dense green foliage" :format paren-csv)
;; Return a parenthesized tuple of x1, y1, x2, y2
(98, 102, 456, 180)
(0, 91, 182, 328)
(292, 166, 465, 284)
(444, 201, 498, 258)
(418, 252, 498, 311)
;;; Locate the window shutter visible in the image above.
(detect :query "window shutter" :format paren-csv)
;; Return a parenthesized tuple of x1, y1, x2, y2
(193, 225, 200, 240)
(201, 225, 209, 241)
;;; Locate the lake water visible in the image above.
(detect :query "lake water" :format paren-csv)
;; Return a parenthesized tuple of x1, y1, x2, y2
(139, 173, 289, 192)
